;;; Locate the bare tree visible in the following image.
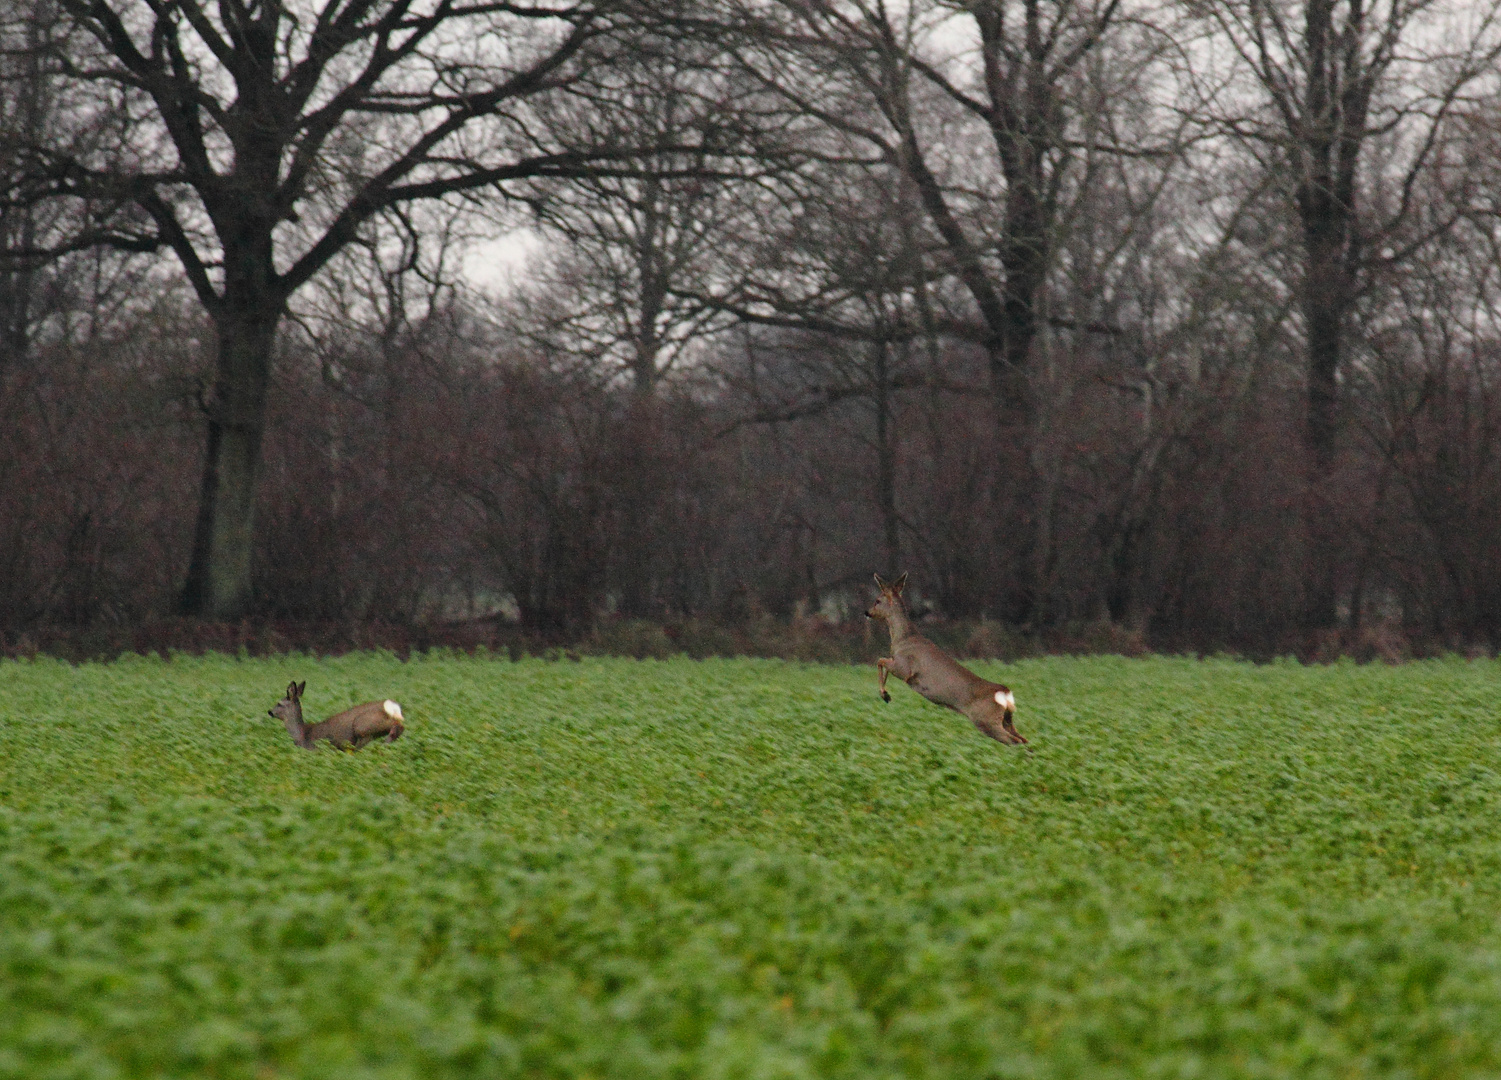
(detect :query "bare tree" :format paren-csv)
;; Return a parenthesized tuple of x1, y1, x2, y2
(725, 0, 1206, 621)
(514, 38, 764, 397)
(0, 0, 146, 368)
(734, 1, 1130, 404)
(711, 160, 956, 581)
(0, 0, 50, 366)
(18, 0, 709, 618)
(1194, 0, 1501, 626)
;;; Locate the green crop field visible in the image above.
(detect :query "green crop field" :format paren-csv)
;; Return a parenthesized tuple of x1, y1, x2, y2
(5, 652, 1501, 1079)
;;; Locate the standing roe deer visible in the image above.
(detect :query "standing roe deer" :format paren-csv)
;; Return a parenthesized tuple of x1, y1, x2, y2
(865, 573, 1026, 745)
(268, 681, 405, 750)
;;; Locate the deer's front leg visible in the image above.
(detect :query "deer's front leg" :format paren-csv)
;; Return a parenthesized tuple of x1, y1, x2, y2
(877, 656, 920, 701)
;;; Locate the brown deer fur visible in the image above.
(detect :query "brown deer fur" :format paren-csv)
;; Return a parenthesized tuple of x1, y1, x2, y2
(865, 573, 1026, 745)
(268, 681, 405, 750)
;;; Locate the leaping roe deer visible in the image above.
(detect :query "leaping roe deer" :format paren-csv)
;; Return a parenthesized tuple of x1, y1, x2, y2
(268, 681, 405, 751)
(866, 573, 1026, 745)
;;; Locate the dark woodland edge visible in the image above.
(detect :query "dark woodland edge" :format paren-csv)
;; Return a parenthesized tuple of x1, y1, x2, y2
(0, 616, 1483, 666)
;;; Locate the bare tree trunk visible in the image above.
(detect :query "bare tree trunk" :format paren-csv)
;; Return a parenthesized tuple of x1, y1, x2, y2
(179, 305, 280, 619)
(615, 399, 657, 618)
(1303, 230, 1345, 467)
(0, 212, 36, 374)
(1293, 0, 1366, 631)
(631, 177, 668, 399)
(1301, 220, 1348, 629)
(872, 340, 900, 576)
(0, 0, 50, 375)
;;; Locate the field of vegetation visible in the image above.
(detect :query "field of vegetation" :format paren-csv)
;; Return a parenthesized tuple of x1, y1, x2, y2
(4, 652, 1501, 1079)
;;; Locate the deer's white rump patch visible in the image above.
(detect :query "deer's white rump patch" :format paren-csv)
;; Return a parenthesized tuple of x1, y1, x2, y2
(383, 700, 404, 721)
(994, 690, 1015, 710)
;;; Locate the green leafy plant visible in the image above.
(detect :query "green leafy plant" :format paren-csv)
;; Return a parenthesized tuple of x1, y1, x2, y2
(3, 653, 1501, 1078)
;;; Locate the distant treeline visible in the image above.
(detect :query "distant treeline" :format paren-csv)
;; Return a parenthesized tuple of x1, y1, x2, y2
(3, 0, 1501, 654)
(2, 297, 1497, 659)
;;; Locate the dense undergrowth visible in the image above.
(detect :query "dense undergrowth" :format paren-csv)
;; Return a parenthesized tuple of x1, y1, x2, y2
(4, 653, 1501, 1078)
(3, 611, 1458, 666)
(0, 614, 1148, 666)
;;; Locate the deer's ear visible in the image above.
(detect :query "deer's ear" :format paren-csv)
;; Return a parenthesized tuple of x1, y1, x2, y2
(893, 572, 908, 594)
(286, 681, 298, 699)
(296, 681, 306, 698)
(873, 572, 887, 589)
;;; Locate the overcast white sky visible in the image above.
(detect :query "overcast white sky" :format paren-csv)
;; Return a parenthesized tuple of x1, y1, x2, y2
(460, 229, 545, 294)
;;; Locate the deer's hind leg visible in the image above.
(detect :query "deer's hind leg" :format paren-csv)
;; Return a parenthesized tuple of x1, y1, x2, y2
(965, 702, 1026, 745)
(1001, 710, 1026, 743)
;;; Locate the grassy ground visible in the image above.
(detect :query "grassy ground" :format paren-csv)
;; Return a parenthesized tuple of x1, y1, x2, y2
(3, 652, 1501, 1078)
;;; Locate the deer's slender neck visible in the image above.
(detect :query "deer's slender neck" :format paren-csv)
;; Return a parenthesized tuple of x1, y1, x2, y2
(281, 709, 311, 748)
(884, 603, 916, 645)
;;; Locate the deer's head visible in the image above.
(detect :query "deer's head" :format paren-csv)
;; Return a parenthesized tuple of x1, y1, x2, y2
(269, 680, 306, 725)
(865, 572, 909, 623)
